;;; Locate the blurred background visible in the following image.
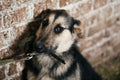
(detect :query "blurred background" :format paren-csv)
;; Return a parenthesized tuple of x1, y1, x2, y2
(0, 0, 120, 80)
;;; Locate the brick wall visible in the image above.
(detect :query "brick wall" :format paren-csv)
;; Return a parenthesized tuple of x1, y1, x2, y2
(0, 0, 120, 79)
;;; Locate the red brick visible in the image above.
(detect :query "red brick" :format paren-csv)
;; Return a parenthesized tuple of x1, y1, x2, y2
(107, 0, 111, 3)
(0, 0, 14, 11)
(104, 6, 112, 17)
(0, 40, 4, 49)
(0, 41, 4, 50)
(34, 2, 46, 17)
(60, 0, 69, 7)
(0, 31, 9, 48)
(0, 2, 2, 11)
(60, 0, 79, 7)
(94, 0, 107, 9)
(8, 63, 17, 76)
(114, 3, 120, 15)
(95, 43, 114, 64)
(113, 43, 120, 54)
(86, 13, 99, 26)
(13, 25, 27, 39)
(98, 6, 112, 21)
(3, 13, 12, 28)
(0, 14, 2, 29)
(0, 28, 17, 48)
(104, 17, 116, 27)
(109, 33, 120, 48)
(12, 75, 21, 80)
(77, 1, 92, 16)
(34, 0, 59, 17)
(88, 21, 107, 36)
(105, 24, 120, 37)
(88, 15, 117, 36)
(110, 0, 115, 2)
(79, 39, 92, 51)
(0, 47, 14, 59)
(3, 7, 28, 28)
(11, 8, 28, 23)
(68, 1, 92, 17)
(82, 48, 96, 62)
(45, 0, 58, 9)
(16, 0, 29, 5)
(83, 41, 114, 65)
(0, 66, 6, 79)
(79, 32, 104, 51)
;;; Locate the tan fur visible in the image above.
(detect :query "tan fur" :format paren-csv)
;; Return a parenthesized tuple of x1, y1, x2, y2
(27, 71, 36, 80)
(54, 30, 74, 54)
(33, 10, 78, 79)
(35, 14, 75, 54)
(53, 55, 73, 76)
(36, 27, 43, 40)
(40, 75, 52, 80)
(25, 9, 84, 80)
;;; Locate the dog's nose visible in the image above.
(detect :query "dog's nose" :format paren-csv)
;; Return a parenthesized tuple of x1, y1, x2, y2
(34, 42, 46, 53)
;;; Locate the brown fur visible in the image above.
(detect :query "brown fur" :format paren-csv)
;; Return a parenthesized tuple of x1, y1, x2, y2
(21, 9, 102, 80)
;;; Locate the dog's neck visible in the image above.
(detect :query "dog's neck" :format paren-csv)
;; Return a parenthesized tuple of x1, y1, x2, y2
(52, 43, 78, 64)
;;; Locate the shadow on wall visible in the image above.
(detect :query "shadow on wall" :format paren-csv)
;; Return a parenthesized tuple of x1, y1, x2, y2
(6, 10, 50, 59)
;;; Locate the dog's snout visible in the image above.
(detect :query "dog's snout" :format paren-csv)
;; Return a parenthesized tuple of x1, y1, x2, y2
(34, 42, 46, 53)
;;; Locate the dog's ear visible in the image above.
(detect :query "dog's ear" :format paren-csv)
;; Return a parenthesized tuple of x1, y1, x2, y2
(71, 18, 84, 38)
(73, 19, 81, 26)
(27, 9, 52, 34)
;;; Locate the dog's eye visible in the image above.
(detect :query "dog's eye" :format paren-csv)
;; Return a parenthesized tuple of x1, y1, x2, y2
(42, 19, 49, 28)
(54, 24, 64, 34)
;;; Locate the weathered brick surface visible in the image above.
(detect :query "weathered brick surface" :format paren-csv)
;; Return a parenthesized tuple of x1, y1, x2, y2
(59, 0, 79, 7)
(86, 13, 99, 27)
(0, 28, 17, 49)
(0, 14, 2, 29)
(114, 2, 120, 15)
(13, 25, 27, 39)
(3, 7, 28, 28)
(82, 40, 115, 66)
(12, 75, 21, 80)
(94, 0, 107, 9)
(34, 2, 46, 17)
(0, 66, 6, 79)
(10, 7, 28, 23)
(0, 0, 14, 11)
(0, 47, 14, 59)
(79, 32, 104, 51)
(0, 0, 120, 79)
(8, 63, 17, 76)
(77, 1, 92, 16)
(34, 0, 59, 17)
(16, 0, 29, 5)
(98, 6, 113, 21)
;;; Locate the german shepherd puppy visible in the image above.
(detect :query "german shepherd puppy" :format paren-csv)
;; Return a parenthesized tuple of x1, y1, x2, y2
(22, 9, 102, 80)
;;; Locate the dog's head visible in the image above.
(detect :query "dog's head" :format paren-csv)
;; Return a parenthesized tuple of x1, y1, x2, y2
(32, 9, 83, 55)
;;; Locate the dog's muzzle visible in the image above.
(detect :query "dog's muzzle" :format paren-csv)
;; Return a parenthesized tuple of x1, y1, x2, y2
(33, 42, 65, 64)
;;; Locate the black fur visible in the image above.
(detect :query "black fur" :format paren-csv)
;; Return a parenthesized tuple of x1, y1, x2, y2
(21, 9, 102, 80)
(22, 43, 102, 80)
(71, 44, 102, 80)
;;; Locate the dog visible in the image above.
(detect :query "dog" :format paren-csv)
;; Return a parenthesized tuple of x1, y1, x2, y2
(21, 9, 102, 80)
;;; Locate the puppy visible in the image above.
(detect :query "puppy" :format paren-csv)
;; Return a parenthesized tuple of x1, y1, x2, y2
(22, 9, 102, 80)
